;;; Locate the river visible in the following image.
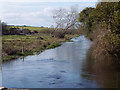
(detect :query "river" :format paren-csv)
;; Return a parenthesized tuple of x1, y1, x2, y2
(2, 35, 120, 88)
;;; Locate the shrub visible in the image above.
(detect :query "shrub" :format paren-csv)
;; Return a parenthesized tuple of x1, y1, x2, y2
(53, 30, 65, 38)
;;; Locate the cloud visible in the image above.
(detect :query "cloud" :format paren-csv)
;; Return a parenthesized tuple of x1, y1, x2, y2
(1, 2, 96, 27)
(2, 8, 53, 26)
(20, 11, 42, 18)
(44, 7, 53, 15)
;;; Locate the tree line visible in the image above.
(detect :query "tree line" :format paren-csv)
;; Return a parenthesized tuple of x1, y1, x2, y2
(79, 2, 120, 62)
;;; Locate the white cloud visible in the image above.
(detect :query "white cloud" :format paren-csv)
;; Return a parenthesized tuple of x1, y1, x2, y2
(44, 7, 53, 14)
(1, 2, 97, 27)
(2, 9, 53, 26)
(43, 7, 54, 16)
(20, 11, 42, 17)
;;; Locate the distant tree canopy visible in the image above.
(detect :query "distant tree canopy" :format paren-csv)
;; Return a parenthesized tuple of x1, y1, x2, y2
(1, 22, 39, 35)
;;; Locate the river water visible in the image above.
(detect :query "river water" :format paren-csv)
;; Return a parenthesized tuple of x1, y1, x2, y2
(2, 35, 120, 88)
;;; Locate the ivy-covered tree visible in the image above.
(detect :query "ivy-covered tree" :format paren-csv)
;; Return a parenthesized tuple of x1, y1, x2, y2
(79, 7, 95, 33)
(79, 2, 120, 61)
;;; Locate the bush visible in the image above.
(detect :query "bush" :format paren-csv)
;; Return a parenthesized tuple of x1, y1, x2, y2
(53, 30, 65, 38)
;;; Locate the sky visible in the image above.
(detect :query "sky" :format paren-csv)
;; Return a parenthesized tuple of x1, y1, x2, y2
(0, 0, 98, 27)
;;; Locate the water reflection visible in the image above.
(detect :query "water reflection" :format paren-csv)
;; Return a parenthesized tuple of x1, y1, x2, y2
(81, 49, 120, 88)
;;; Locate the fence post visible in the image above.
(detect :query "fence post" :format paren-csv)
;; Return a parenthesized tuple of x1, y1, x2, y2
(22, 45, 24, 55)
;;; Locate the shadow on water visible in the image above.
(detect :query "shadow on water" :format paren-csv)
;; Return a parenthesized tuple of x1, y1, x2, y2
(2, 35, 120, 88)
(81, 49, 120, 88)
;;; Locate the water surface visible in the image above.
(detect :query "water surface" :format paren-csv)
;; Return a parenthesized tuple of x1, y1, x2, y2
(2, 35, 120, 88)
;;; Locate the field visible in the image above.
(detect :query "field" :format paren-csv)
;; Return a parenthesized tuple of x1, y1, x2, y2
(2, 30, 79, 62)
(2, 26, 81, 61)
(7, 26, 54, 33)
(7, 25, 82, 35)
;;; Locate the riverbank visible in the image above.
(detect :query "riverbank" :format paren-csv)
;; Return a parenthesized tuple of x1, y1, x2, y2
(78, 2, 120, 69)
(2, 35, 99, 88)
(2, 33, 78, 62)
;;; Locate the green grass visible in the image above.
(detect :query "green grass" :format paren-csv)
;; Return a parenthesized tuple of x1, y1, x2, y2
(47, 43, 62, 49)
(2, 55, 20, 62)
(2, 25, 80, 62)
(65, 39, 74, 42)
(2, 34, 51, 44)
(7, 26, 53, 32)
(2, 33, 79, 62)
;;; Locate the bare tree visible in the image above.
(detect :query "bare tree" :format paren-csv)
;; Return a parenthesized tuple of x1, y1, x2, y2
(52, 5, 79, 37)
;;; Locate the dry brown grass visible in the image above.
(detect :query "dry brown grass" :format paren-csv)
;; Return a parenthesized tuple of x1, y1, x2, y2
(90, 24, 120, 69)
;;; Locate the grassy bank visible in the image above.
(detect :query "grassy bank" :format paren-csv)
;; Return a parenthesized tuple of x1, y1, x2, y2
(2, 33, 78, 62)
